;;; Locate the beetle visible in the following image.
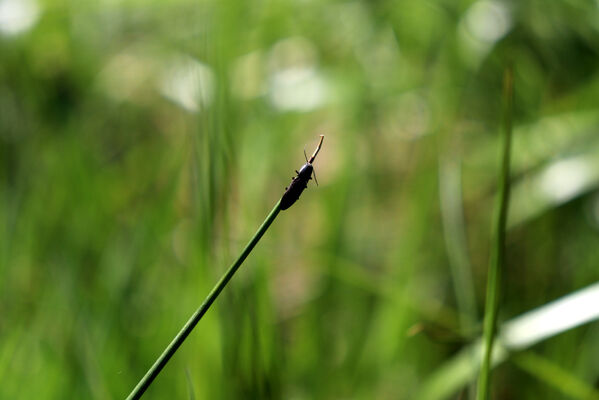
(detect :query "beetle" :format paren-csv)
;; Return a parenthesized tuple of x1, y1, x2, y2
(280, 135, 324, 210)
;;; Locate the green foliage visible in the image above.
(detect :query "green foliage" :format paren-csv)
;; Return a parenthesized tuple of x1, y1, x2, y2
(127, 201, 281, 399)
(477, 67, 513, 400)
(2, 0, 599, 398)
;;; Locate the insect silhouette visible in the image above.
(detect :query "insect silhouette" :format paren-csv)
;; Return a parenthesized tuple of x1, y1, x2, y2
(280, 135, 324, 210)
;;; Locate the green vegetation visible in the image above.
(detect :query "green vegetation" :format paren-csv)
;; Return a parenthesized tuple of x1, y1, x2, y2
(2, 1, 599, 399)
(477, 67, 513, 400)
(127, 201, 281, 399)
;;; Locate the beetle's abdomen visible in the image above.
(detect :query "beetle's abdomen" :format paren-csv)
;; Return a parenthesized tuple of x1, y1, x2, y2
(280, 163, 313, 210)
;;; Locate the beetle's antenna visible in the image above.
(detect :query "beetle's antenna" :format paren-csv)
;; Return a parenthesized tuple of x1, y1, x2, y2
(312, 169, 319, 186)
(304, 148, 308, 163)
(308, 135, 324, 164)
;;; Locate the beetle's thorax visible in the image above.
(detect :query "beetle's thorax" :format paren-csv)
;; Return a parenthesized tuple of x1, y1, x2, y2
(298, 163, 313, 180)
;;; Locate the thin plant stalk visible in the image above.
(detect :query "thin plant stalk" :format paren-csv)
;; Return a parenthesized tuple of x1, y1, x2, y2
(477, 66, 514, 400)
(126, 201, 282, 400)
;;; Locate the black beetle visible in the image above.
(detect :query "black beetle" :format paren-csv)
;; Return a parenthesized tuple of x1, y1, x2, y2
(280, 135, 324, 210)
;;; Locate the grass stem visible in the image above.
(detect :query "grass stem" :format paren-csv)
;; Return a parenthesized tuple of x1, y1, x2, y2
(476, 66, 514, 400)
(126, 201, 282, 400)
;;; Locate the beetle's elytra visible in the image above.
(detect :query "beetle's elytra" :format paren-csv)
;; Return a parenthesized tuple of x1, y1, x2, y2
(280, 135, 324, 210)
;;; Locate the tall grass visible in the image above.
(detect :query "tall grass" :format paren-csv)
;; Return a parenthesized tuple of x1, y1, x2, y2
(477, 66, 514, 399)
(2, 1, 599, 399)
(126, 201, 282, 399)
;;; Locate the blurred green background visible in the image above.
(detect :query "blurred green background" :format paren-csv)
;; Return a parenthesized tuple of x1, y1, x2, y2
(2, 0, 599, 398)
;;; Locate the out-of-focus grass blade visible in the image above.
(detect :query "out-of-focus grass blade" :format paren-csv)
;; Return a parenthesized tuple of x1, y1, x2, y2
(464, 109, 599, 228)
(508, 144, 599, 228)
(417, 281, 599, 400)
(477, 66, 514, 400)
(439, 155, 477, 331)
(467, 111, 599, 178)
(185, 368, 196, 400)
(511, 351, 599, 400)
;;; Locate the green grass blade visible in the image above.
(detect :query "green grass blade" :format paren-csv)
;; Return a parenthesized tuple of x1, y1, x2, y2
(126, 201, 282, 400)
(477, 66, 514, 400)
(512, 352, 599, 399)
(418, 282, 599, 400)
(438, 155, 477, 330)
(185, 367, 196, 400)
